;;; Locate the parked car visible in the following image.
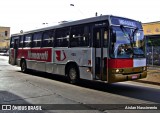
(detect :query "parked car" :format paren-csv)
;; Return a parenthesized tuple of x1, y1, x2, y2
(0, 50, 9, 56)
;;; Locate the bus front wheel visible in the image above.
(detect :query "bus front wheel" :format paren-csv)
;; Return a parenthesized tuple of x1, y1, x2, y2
(68, 66, 79, 84)
(21, 60, 27, 73)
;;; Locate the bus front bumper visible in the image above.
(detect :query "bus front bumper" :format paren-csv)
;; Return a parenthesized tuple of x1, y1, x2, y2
(108, 71, 147, 83)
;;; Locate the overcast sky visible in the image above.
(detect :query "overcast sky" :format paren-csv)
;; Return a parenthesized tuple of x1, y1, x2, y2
(0, 0, 159, 34)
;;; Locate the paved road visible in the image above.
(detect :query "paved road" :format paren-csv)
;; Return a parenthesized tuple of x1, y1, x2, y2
(0, 56, 160, 113)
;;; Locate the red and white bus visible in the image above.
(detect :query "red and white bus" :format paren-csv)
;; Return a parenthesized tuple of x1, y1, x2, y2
(9, 15, 147, 83)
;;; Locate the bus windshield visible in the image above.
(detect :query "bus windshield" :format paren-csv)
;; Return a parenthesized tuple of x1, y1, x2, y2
(110, 26, 145, 58)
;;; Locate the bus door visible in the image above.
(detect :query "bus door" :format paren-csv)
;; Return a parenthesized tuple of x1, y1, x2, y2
(13, 39, 18, 65)
(94, 27, 108, 81)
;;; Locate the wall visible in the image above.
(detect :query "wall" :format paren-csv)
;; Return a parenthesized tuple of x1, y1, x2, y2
(143, 22, 160, 35)
(0, 27, 10, 49)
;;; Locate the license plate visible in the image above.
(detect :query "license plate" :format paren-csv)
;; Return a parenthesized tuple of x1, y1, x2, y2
(132, 75, 138, 79)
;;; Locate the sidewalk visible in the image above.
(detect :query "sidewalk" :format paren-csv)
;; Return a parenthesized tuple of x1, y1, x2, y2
(136, 67, 160, 86)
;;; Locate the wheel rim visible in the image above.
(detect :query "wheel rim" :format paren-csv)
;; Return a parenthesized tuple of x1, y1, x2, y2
(69, 68, 77, 80)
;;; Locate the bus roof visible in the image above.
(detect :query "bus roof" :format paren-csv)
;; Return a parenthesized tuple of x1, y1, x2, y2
(11, 15, 141, 36)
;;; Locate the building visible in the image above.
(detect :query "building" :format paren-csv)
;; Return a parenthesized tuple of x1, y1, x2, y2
(143, 22, 160, 66)
(0, 26, 10, 50)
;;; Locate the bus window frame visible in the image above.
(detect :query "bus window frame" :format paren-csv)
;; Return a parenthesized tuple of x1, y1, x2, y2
(70, 25, 90, 48)
(19, 35, 24, 48)
(55, 27, 70, 48)
(92, 24, 109, 48)
(42, 30, 55, 47)
(10, 36, 20, 48)
(32, 32, 43, 48)
(23, 34, 33, 48)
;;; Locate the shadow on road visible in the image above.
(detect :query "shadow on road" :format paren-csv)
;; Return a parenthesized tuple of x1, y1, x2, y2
(21, 70, 160, 104)
(79, 80, 160, 103)
(0, 91, 51, 113)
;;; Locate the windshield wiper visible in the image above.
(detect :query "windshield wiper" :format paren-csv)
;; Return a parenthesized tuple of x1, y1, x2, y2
(120, 25, 134, 51)
(120, 25, 139, 42)
(120, 25, 140, 58)
(131, 27, 139, 43)
(120, 25, 132, 42)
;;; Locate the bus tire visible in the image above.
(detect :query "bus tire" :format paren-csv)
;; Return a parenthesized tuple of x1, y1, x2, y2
(21, 60, 28, 73)
(68, 65, 79, 84)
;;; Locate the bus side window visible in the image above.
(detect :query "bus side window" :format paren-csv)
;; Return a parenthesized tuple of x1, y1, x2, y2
(42, 30, 54, 47)
(33, 32, 42, 47)
(70, 25, 89, 47)
(24, 34, 32, 47)
(96, 31, 100, 48)
(10, 36, 20, 48)
(10, 37, 14, 48)
(55, 28, 70, 47)
(103, 30, 108, 47)
(19, 36, 24, 48)
(14, 38, 18, 49)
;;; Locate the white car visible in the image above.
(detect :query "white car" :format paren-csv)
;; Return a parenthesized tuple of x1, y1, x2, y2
(0, 50, 9, 56)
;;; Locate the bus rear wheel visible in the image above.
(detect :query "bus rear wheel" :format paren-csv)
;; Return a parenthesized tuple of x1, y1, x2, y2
(68, 66, 79, 84)
(21, 60, 27, 73)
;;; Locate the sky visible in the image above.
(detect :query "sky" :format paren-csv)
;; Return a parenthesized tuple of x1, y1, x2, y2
(0, 0, 159, 34)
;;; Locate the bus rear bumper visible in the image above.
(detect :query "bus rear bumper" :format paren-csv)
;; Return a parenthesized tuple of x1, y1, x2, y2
(108, 71, 147, 83)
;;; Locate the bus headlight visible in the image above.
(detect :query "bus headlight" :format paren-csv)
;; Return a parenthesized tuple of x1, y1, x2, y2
(112, 69, 123, 73)
(116, 69, 119, 73)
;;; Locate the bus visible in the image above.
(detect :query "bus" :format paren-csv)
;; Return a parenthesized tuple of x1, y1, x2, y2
(9, 15, 147, 84)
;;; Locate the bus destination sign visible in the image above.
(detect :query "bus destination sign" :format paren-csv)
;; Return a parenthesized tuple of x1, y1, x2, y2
(119, 19, 136, 27)
(110, 16, 142, 29)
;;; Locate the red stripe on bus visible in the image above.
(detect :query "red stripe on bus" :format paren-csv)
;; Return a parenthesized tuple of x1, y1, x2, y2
(108, 59, 133, 68)
(17, 48, 52, 62)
